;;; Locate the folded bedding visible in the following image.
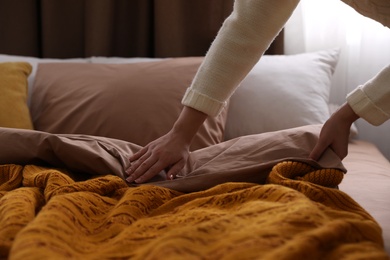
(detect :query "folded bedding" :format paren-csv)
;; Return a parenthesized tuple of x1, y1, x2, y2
(0, 125, 344, 192)
(1, 124, 388, 259)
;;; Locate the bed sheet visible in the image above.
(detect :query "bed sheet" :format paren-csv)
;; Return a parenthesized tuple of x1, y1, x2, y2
(341, 140, 390, 255)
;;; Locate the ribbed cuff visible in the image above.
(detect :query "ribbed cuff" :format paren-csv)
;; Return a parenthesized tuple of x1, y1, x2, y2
(181, 88, 227, 117)
(347, 87, 389, 126)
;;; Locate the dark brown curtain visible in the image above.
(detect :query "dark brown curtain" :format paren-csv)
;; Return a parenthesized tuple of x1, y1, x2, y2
(0, 0, 283, 58)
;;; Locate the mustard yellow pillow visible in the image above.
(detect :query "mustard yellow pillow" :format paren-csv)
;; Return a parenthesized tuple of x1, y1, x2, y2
(0, 62, 33, 129)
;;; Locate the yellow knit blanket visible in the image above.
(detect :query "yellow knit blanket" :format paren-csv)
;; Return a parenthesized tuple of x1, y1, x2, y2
(0, 162, 387, 259)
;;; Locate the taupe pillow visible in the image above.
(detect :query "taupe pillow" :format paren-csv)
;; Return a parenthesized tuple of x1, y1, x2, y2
(30, 57, 228, 150)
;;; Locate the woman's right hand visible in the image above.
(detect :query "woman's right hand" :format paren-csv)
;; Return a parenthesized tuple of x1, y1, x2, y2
(125, 106, 208, 184)
(125, 130, 191, 184)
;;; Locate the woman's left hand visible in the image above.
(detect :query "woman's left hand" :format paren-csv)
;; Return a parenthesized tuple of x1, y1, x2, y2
(310, 103, 359, 161)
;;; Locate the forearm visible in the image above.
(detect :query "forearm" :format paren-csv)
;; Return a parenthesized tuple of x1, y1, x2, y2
(347, 65, 390, 126)
(182, 0, 300, 117)
(340, 0, 390, 27)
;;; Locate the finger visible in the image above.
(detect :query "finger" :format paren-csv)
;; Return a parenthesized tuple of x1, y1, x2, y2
(129, 147, 148, 162)
(126, 148, 148, 176)
(126, 149, 150, 175)
(330, 144, 348, 160)
(309, 142, 326, 161)
(126, 153, 157, 182)
(166, 160, 185, 180)
(134, 161, 164, 183)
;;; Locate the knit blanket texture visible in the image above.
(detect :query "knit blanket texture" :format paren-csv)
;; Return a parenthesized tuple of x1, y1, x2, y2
(0, 161, 387, 259)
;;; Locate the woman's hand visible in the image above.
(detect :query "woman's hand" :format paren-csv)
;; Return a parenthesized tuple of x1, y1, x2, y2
(309, 103, 359, 161)
(126, 130, 190, 183)
(125, 106, 207, 183)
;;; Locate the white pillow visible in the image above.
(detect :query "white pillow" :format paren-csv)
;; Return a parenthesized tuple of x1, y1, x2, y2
(0, 54, 90, 106)
(224, 49, 340, 140)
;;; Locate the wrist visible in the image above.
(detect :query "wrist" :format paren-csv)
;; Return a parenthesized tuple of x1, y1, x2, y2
(334, 102, 360, 126)
(170, 106, 208, 143)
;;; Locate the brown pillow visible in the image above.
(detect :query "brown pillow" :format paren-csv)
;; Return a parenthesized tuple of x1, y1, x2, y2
(30, 58, 228, 150)
(0, 62, 33, 129)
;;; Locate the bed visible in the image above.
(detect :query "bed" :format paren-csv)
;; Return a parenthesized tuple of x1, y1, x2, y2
(1, 42, 390, 259)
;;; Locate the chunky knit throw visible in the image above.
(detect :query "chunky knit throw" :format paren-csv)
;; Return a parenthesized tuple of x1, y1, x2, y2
(0, 162, 387, 259)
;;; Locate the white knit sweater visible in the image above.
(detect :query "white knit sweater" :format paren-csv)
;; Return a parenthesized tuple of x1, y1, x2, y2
(347, 65, 390, 125)
(181, 0, 390, 126)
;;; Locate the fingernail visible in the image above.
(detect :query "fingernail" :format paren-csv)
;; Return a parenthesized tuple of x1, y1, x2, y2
(135, 177, 143, 184)
(169, 174, 174, 180)
(125, 169, 132, 176)
(126, 176, 134, 183)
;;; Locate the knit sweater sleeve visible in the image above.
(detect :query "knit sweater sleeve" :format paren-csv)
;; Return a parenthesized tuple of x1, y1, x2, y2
(181, 0, 300, 117)
(347, 65, 390, 126)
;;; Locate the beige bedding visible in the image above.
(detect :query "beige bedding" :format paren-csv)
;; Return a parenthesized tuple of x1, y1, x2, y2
(0, 125, 346, 192)
(341, 140, 390, 255)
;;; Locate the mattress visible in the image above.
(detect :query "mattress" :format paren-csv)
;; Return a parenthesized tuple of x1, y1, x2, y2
(341, 140, 390, 255)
